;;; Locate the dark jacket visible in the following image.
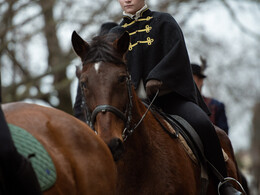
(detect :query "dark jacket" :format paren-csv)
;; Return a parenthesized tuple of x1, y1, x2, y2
(120, 9, 209, 114)
(203, 97, 229, 134)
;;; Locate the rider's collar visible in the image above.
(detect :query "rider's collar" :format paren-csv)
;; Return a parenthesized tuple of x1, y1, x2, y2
(123, 4, 148, 20)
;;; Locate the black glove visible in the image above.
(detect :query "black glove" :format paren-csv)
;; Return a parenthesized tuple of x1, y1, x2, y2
(145, 80, 162, 99)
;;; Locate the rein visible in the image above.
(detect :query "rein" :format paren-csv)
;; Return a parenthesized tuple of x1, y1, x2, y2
(81, 75, 159, 141)
(122, 89, 159, 141)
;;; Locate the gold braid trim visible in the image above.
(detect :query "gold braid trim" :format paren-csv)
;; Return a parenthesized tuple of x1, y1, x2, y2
(129, 25, 152, 36)
(122, 16, 153, 28)
(129, 37, 154, 51)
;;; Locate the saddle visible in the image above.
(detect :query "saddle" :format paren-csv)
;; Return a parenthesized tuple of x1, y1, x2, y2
(142, 101, 228, 195)
(8, 124, 57, 192)
(151, 110, 209, 194)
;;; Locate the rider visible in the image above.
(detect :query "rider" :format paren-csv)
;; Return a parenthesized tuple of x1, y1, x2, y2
(191, 62, 229, 134)
(0, 105, 42, 194)
(111, 0, 242, 194)
(73, 22, 118, 121)
(192, 61, 250, 193)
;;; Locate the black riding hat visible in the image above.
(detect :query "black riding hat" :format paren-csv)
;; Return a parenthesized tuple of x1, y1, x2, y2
(191, 63, 207, 78)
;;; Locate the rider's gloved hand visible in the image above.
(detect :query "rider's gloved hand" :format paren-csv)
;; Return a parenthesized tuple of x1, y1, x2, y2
(145, 79, 162, 99)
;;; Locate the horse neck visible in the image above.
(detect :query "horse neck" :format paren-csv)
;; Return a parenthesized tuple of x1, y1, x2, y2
(127, 89, 156, 148)
(131, 89, 149, 127)
(117, 90, 163, 180)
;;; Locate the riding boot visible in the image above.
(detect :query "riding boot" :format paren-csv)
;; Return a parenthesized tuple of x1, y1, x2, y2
(219, 182, 243, 195)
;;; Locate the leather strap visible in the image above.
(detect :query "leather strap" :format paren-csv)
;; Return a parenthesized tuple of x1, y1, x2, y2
(170, 115, 205, 158)
(91, 105, 126, 124)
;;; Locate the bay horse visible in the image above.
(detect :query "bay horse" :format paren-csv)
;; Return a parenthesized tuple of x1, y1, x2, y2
(2, 102, 116, 195)
(71, 31, 243, 194)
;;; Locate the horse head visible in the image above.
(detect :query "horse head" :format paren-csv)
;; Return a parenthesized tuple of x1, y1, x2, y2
(71, 31, 132, 161)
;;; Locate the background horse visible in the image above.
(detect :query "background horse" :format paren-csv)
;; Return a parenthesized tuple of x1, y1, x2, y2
(2, 102, 116, 195)
(71, 31, 243, 194)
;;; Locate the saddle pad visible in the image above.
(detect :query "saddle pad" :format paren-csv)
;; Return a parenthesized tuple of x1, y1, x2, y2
(8, 124, 57, 191)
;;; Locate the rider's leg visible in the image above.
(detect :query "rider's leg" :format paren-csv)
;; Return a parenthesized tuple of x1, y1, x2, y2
(154, 93, 227, 178)
(154, 93, 243, 194)
(0, 105, 41, 195)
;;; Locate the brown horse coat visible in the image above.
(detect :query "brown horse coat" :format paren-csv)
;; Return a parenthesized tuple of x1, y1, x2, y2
(3, 102, 116, 195)
(71, 31, 243, 194)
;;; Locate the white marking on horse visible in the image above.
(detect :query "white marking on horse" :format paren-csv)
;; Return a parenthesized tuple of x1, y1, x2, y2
(94, 62, 102, 73)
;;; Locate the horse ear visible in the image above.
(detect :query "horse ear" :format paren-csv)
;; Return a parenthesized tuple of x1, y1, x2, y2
(113, 31, 130, 56)
(71, 31, 90, 61)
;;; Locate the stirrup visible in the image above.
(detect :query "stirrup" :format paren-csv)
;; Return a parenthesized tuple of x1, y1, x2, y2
(217, 177, 247, 195)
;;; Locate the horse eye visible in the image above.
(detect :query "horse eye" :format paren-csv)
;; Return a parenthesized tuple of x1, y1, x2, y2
(118, 75, 127, 83)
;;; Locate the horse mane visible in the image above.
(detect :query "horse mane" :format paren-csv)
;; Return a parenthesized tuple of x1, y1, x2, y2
(83, 34, 126, 66)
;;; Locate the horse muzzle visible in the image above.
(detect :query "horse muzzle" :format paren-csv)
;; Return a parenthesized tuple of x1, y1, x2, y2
(107, 138, 124, 161)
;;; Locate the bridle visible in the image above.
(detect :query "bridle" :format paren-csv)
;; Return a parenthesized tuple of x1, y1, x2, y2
(80, 69, 159, 141)
(81, 73, 134, 141)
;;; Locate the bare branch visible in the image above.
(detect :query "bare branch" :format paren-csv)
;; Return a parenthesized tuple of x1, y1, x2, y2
(221, 0, 260, 40)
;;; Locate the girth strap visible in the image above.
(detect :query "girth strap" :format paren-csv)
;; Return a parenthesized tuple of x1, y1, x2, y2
(91, 105, 127, 125)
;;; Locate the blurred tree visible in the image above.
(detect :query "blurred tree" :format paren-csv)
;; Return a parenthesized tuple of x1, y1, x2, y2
(0, 0, 259, 119)
(251, 101, 260, 194)
(0, 0, 121, 113)
(0, 1, 259, 193)
(1, 0, 76, 113)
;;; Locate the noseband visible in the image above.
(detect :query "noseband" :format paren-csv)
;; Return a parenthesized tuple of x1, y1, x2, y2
(81, 75, 134, 140)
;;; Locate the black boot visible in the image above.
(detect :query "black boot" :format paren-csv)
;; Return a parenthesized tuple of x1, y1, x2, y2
(219, 183, 242, 195)
(218, 178, 245, 195)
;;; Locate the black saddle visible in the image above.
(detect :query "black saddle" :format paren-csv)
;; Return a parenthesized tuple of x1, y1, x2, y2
(142, 100, 209, 194)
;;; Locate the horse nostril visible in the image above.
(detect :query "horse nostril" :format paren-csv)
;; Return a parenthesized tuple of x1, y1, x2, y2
(108, 138, 124, 161)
